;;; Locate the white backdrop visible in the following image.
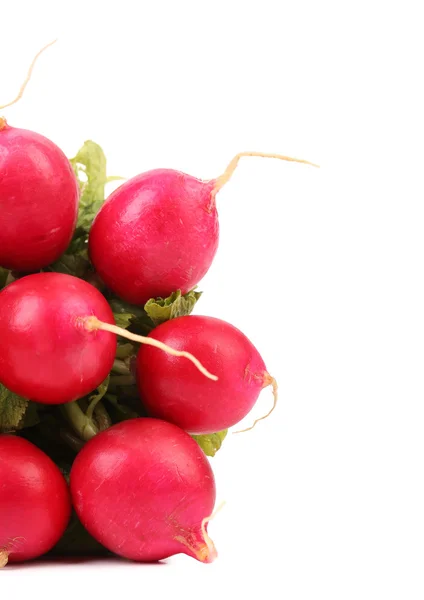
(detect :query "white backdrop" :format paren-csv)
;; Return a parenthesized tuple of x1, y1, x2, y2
(2, 1, 424, 598)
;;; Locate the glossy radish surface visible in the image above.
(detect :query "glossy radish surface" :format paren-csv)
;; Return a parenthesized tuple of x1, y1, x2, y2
(0, 435, 71, 565)
(137, 315, 275, 434)
(89, 153, 317, 305)
(89, 169, 219, 305)
(0, 122, 79, 271)
(70, 418, 217, 563)
(0, 273, 116, 404)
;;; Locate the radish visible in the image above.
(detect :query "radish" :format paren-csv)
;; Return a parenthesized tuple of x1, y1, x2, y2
(0, 42, 79, 272)
(0, 435, 71, 566)
(0, 273, 216, 405)
(137, 315, 278, 434)
(89, 153, 318, 305)
(70, 418, 218, 563)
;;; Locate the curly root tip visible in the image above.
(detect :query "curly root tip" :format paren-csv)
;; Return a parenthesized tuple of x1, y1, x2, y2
(233, 372, 278, 434)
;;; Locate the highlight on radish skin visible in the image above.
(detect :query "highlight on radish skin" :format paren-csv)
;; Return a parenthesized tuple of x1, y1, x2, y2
(70, 419, 218, 563)
(0, 273, 216, 405)
(137, 315, 278, 434)
(89, 153, 318, 305)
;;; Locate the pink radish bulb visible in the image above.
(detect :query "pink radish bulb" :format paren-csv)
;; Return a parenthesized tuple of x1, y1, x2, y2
(89, 169, 218, 305)
(89, 152, 317, 305)
(0, 272, 116, 404)
(0, 273, 216, 405)
(70, 418, 218, 563)
(0, 435, 71, 566)
(0, 120, 79, 271)
(137, 315, 278, 434)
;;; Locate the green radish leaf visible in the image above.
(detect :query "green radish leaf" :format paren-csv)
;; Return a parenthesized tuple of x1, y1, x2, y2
(113, 313, 135, 329)
(109, 297, 155, 334)
(47, 251, 91, 278)
(68, 140, 123, 252)
(86, 375, 111, 422)
(0, 384, 29, 432)
(192, 430, 228, 457)
(144, 289, 202, 326)
(18, 401, 41, 430)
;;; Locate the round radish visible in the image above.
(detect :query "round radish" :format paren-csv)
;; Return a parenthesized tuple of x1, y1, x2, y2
(0, 435, 71, 566)
(137, 315, 278, 434)
(89, 153, 317, 305)
(0, 120, 79, 271)
(89, 169, 217, 305)
(0, 272, 116, 404)
(70, 418, 218, 563)
(0, 273, 215, 405)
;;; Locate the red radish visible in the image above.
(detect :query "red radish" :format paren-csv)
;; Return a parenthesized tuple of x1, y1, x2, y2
(0, 122, 79, 271)
(70, 418, 218, 563)
(0, 42, 79, 272)
(0, 273, 215, 405)
(137, 315, 278, 434)
(89, 153, 318, 305)
(0, 435, 71, 566)
(0, 272, 116, 404)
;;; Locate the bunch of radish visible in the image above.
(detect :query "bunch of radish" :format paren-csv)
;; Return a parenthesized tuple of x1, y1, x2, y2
(0, 43, 317, 567)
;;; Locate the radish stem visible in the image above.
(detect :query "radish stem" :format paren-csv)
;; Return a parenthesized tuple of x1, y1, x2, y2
(61, 402, 98, 441)
(93, 402, 112, 431)
(85, 316, 218, 381)
(59, 429, 85, 453)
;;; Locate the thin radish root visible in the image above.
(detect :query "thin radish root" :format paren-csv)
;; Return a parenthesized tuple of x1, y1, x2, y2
(233, 372, 278, 434)
(175, 501, 225, 563)
(210, 151, 320, 207)
(198, 501, 226, 562)
(0, 117, 6, 131)
(0, 537, 24, 568)
(0, 39, 57, 111)
(0, 551, 9, 568)
(84, 316, 218, 382)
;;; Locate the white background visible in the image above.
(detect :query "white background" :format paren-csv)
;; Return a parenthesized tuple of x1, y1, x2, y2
(1, 1, 424, 598)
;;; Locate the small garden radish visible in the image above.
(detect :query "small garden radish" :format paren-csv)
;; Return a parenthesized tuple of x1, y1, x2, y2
(70, 418, 218, 563)
(0, 273, 215, 405)
(0, 43, 79, 272)
(89, 153, 318, 305)
(0, 435, 71, 566)
(137, 315, 277, 434)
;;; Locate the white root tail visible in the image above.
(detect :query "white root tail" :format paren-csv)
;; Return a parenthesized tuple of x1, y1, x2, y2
(0, 39, 57, 111)
(85, 316, 218, 382)
(211, 151, 319, 202)
(233, 373, 278, 434)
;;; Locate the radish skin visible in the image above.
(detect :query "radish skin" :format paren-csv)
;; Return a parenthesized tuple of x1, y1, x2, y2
(0, 435, 71, 566)
(0, 122, 79, 271)
(89, 154, 317, 305)
(70, 418, 217, 563)
(137, 315, 277, 434)
(0, 273, 215, 405)
(0, 273, 116, 404)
